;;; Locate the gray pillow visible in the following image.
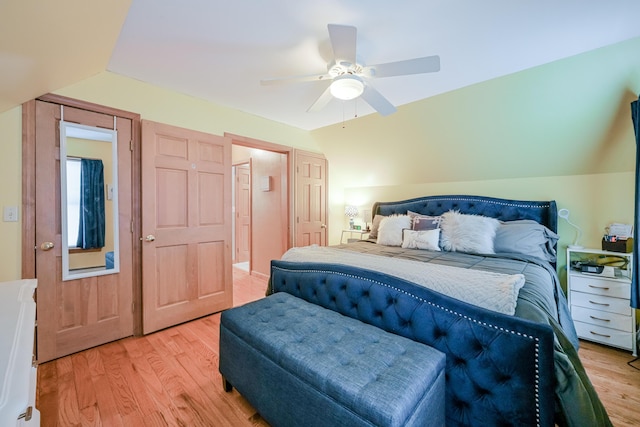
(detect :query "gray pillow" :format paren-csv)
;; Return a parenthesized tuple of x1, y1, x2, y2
(368, 214, 385, 239)
(494, 220, 559, 263)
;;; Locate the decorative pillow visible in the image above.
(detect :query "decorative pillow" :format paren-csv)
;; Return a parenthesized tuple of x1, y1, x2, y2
(494, 220, 559, 262)
(439, 210, 500, 254)
(402, 229, 441, 251)
(368, 214, 385, 239)
(377, 215, 412, 246)
(412, 215, 442, 231)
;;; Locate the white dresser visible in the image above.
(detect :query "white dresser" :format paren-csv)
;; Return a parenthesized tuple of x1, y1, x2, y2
(0, 280, 39, 426)
(567, 248, 637, 356)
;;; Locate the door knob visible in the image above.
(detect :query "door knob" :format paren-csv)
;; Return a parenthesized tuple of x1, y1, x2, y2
(321, 224, 327, 228)
(40, 242, 55, 251)
(144, 234, 156, 242)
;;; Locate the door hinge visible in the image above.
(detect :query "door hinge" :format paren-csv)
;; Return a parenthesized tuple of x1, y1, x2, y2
(130, 140, 134, 151)
(296, 216, 299, 223)
(131, 302, 135, 313)
(130, 220, 134, 233)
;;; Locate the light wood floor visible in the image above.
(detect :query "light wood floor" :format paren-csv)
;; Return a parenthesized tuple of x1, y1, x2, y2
(37, 268, 640, 426)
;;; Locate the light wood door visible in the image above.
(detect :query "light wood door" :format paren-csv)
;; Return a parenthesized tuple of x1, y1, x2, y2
(235, 163, 251, 264)
(141, 120, 232, 334)
(295, 151, 328, 246)
(35, 101, 134, 362)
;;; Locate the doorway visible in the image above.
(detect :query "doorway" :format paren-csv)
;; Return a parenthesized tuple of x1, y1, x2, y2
(229, 134, 291, 280)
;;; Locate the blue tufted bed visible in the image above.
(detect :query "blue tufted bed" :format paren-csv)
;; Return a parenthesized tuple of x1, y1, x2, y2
(270, 195, 612, 427)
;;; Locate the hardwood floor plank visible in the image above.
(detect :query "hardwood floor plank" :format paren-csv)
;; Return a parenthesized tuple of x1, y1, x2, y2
(98, 341, 142, 418)
(141, 343, 199, 425)
(36, 268, 637, 427)
(84, 347, 124, 427)
(55, 356, 82, 426)
(70, 353, 97, 410)
(37, 359, 59, 427)
(120, 338, 184, 424)
(145, 331, 242, 426)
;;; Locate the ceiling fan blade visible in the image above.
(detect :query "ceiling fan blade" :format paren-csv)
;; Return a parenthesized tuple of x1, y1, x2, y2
(360, 85, 397, 116)
(328, 24, 357, 65)
(365, 55, 440, 78)
(307, 83, 334, 112)
(261, 72, 331, 86)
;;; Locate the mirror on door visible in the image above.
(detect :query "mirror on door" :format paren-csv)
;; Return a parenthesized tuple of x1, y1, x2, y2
(60, 121, 120, 281)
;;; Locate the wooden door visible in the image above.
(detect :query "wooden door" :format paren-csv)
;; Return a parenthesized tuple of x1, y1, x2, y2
(34, 100, 134, 362)
(141, 120, 232, 334)
(295, 151, 328, 246)
(235, 163, 251, 264)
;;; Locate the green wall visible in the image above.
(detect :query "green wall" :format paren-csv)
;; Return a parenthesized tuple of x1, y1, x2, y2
(311, 36, 640, 276)
(1, 36, 640, 285)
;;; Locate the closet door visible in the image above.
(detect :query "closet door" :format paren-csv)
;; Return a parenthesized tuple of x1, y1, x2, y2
(33, 100, 134, 362)
(141, 120, 232, 334)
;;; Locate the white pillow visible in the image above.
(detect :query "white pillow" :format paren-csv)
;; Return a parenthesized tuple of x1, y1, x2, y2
(402, 229, 441, 251)
(376, 215, 412, 246)
(439, 210, 500, 254)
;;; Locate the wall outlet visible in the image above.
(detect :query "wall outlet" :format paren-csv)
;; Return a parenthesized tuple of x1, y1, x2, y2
(3, 206, 19, 222)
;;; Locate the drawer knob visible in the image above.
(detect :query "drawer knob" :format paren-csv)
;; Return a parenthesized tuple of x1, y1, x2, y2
(588, 300, 610, 306)
(590, 331, 611, 338)
(589, 315, 610, 322)
(588, 284, 610, 290)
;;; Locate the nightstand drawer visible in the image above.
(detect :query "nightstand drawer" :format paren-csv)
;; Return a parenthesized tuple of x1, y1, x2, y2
(571, 305, 632, 332)
(574, 321, 633, 350)
(570, 291, 631, 315)
(569, 275, 630, 298)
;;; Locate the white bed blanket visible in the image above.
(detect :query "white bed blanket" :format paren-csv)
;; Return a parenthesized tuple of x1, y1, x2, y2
(281, 246, 525, 315)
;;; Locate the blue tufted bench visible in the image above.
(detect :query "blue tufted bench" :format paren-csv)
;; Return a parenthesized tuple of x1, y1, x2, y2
(219, 292, 446, 427)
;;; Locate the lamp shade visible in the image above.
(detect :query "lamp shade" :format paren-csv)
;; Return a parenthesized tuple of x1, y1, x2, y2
(330, 75, 364, 100)
(344, 205, 359, 217)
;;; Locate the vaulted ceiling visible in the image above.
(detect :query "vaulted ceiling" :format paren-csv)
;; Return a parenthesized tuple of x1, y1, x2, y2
(2, 1, 640, 130)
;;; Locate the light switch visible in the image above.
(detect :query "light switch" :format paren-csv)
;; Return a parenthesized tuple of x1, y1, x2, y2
(3, 206, 18, 222)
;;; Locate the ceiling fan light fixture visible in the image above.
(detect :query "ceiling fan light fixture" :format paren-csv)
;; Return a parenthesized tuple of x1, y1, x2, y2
(330, 75, 364, 100)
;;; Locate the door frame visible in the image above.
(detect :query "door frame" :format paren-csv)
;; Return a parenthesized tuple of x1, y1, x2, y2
(22, 93, 144, 335)
(225, 133, 293, 251)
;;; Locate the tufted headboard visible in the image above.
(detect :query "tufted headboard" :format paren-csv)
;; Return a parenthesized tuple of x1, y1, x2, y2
(270, 261, 556, 427)
(372, 194, 558, 233)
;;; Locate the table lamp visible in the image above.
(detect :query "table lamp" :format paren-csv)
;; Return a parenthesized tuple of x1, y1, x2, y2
(558, 208, 583, 249)
(345, 205, 359, 230)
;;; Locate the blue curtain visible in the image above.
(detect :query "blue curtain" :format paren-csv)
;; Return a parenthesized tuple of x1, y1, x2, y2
(76, 159, 106, 249)
(632, 96, 639, 308)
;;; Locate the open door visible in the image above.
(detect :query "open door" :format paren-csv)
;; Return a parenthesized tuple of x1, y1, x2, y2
(141, 120, 232, 334)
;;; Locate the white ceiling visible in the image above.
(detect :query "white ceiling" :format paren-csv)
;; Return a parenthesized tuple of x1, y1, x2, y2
(107, 0, 640, 130)
(3, 1, 640, 131)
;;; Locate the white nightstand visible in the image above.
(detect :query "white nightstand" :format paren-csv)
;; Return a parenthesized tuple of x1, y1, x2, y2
(566, 247, 637, 356)
(340, 229, 370, 244)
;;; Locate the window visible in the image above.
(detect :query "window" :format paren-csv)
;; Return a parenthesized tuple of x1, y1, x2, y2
(66, 158, 81, 248)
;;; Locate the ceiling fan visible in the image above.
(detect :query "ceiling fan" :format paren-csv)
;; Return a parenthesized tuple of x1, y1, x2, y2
(260, 24, 441, 116)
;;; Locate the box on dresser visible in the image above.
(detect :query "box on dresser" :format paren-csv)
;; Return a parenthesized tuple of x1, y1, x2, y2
(566, 248, 637, 356)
